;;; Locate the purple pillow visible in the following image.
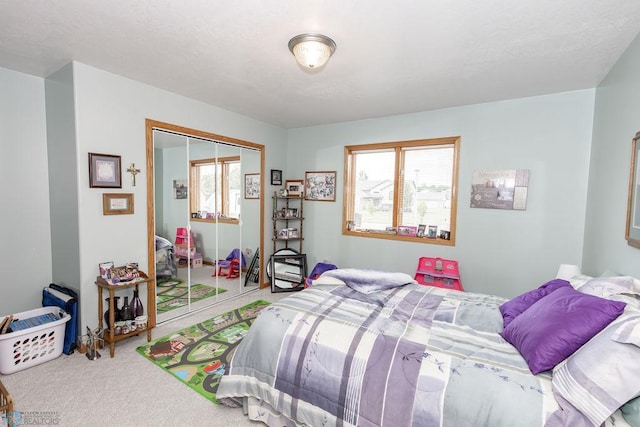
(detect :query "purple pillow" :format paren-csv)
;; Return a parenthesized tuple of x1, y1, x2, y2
(500, 286, 626, 374)
(499, 279, 571, 328)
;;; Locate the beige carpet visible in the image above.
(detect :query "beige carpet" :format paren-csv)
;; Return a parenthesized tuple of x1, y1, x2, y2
(0, 287, 286, 427)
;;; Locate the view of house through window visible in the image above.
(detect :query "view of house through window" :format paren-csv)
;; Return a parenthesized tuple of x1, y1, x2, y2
(190, 156, 241, 221)
(344, 137, 459, 243)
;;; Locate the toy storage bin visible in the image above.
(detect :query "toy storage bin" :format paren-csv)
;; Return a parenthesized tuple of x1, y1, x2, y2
(0, 306, 70, 375)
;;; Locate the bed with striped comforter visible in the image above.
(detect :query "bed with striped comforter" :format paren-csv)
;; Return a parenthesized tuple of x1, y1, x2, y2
(216, 271, 625, 426)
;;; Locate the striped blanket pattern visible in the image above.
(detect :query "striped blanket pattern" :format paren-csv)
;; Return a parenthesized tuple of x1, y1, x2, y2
(218, 282, 559, 426)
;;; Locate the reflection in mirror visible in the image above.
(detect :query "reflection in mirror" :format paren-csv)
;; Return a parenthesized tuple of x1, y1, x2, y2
(146, 120, 264, 326)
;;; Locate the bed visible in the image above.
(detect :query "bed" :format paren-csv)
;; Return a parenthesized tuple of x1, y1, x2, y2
(217, 269, 640, 427)
(155, 235, 177, 279)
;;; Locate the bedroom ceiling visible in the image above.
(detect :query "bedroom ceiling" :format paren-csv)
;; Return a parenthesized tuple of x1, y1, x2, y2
(1, 1, 640, 129)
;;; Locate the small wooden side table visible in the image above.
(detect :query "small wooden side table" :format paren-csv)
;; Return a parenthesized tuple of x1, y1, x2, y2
(96, 272, 154, 357)
(0, 379, 13, 417)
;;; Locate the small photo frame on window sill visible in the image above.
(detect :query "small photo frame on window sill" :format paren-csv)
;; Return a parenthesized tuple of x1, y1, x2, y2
(103, 193, 134, 215)
(89, 153, 122, 188)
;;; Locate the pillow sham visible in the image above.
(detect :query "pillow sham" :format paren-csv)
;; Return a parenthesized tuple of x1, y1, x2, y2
(575, 276, 638, 298)
(552, 315, 640, 427)
(612, 318, 640, 346)
(499, 279, 571, 328)
(500, 286, 626, 375)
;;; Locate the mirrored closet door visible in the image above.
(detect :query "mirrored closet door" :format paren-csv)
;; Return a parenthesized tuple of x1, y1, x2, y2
(146, 120, 264, 325)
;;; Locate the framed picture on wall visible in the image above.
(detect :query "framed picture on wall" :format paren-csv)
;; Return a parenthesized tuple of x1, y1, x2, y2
(626, 131, 640, 248)
(103, 193, 134, 215)
(89, 153, 122, 188)
(245, 173, 260, 199)
(304, 171, 336, 201)
(270, 169, 283, 185)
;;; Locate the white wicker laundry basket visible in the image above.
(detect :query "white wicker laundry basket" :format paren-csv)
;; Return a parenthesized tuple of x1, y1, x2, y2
(0, 306, 70, 374)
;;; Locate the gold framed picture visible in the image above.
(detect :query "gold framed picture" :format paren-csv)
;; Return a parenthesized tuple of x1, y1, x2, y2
(103, 193, 134, 215)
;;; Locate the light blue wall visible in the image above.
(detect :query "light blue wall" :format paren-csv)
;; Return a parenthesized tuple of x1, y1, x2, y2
(288, 90, 595, 298)
(584, 32, 640, 277)
(0, 67, 51, 316)
(56, 62, 287, 331)
(5, 36, 640, 322)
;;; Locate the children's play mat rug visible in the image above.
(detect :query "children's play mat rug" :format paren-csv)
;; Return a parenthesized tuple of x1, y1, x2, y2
(156, 279, 226, 313)
(136, 300, 270, 404)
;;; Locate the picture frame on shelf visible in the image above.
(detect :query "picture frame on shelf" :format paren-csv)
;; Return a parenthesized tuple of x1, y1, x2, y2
(417, 224, 426, 237)
(244, 173, 260, 199)
(103, 193, 134, 215)
(428, 225, 438, 238)
(285, 180, 304, 197)
(99, 261, 114, 279)
(626, 131, 640, 248)
(304, 171, 336, 201)
(89, 153, 122, 188)
(270, 169, 283, 185)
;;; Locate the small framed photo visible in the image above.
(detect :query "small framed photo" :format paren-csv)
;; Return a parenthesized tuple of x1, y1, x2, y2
(89, 153, 122, 188)
(244, 173, 260, 199)
(417, 224, 426, 237)
(277, 228, 290, 239)
(397, 225, 418, 236)
(173, 179, 187, 199)
(305, 171, 336, 201)
(428, 225, 438, 238)
(288, 228, 299, 239)
(439, 230, 451, 240)
(285, 180, 304, 197)
(270, 169, 283, 185)
(99, 261, 114, 279)
(103, 193, 134, 215)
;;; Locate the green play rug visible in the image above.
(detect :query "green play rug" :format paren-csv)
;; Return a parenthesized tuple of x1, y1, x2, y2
(136, 299, 270, 404)
(156, 279, 226, 313)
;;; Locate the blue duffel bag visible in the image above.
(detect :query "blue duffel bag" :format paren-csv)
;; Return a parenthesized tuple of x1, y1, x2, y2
(42, 284, 79, 355)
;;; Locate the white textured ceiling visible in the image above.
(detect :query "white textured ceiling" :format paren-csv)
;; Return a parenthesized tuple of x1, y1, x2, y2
(2, 1, 640, 129)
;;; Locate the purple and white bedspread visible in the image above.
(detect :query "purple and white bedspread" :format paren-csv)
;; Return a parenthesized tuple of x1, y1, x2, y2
(217, 274, 628, 426)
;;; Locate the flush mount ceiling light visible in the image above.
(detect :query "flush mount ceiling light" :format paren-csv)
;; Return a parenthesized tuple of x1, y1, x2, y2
(288, 33, 337, 70)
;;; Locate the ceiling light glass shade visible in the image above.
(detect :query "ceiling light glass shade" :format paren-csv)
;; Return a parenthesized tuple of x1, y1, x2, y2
(288, 34, 336, 69)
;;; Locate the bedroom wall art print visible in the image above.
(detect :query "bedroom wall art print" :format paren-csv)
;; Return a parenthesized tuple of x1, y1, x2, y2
(470, 169, 529, 210)
(89, 152, 122, 188)
(305, 171, 336, 201)
(244, 173, 260, 199)
(626, 131, 640, 248)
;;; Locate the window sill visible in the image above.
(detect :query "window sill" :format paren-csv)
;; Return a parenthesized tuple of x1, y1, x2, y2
(342, 229, 454, 246)
(191, 218, 239, 225)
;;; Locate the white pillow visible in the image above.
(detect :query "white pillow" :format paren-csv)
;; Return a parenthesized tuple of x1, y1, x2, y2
(552, 314, 640, 426)
(613, 320, 640, 347)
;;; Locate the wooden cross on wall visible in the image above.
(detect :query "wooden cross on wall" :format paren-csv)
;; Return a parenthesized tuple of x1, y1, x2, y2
(126, 163, 141, 186)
